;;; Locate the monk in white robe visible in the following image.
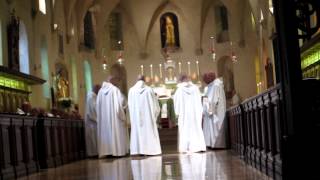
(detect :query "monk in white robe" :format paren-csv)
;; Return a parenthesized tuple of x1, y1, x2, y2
(96, 76, 129, 157)
(128, 75, 161, 155)
(202, 72, 227, 148)
(173, 75, 206, 153)
(84, 84, 101, 157)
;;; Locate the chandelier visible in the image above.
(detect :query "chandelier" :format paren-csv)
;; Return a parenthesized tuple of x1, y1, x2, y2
(117, 41, 124, 64)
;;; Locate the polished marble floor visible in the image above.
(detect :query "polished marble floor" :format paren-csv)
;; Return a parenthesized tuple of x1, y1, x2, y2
(18, 151, 271, 180)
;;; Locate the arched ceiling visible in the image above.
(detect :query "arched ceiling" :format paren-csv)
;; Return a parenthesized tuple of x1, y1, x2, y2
(58, 0, 264, 55)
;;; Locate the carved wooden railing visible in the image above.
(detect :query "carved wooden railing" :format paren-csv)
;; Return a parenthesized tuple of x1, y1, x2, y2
(0, 115, 85, 179)
(227, 84, 283, 179)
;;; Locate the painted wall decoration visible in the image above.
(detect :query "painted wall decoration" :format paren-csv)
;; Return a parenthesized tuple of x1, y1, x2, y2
(160, 12, 180, 49)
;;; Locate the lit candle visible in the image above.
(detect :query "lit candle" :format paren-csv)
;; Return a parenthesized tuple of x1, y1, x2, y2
(187, 61, 191, 75)
(150, 64, 153, 79)
(159, 64, 162, 78)
(140, 65, 144, 75)
(196, 60, 200, 77)
(178, 62, 182, 74)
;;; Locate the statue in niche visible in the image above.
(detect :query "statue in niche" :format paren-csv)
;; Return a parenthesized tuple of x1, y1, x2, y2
(57, 76, 69, 98)
(160, 13, 180, 49)
(265, 57, 274, 88)
(54, 63, 70, 99)
(7, 9, 20, 71)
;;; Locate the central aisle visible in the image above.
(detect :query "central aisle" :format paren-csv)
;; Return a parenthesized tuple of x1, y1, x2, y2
(18, 151, 271, 180)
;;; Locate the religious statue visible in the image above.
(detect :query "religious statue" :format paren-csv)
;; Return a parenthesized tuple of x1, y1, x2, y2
(165, 16, 175, 46)
(265, 57, 274, 88)
(160, 13, 180, 49)
(56, 75, 69, 98)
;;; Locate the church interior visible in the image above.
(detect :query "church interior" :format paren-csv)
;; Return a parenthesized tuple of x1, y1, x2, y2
(0, 0, 319, 179)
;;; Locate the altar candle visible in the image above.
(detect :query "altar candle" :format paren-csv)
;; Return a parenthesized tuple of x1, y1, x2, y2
(150, 64, 153, 78)
(187, 61, 191, 75)
(140, 65, 144, 75)
(159, 64, 162, 78)
(178, 62, 182, 74)
(196, 60, 200, 77)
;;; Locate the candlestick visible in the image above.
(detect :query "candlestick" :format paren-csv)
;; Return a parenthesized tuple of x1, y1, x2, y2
(196, 60, 200, 77)
(150, 64, 153, 79)
(187, 61, 191, 75)
(178, 62, 182, 74)
(159, 64, 162, 78)
(140, 65, 144, 75)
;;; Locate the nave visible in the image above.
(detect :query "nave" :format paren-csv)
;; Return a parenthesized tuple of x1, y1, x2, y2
(17, 151, 271, 180)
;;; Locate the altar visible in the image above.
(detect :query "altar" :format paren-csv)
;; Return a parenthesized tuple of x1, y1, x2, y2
(140, 50, 204, 128)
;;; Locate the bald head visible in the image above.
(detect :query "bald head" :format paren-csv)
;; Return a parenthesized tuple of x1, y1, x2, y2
(202, 72, 216, 84)
(137, 75, 145, 82)
(93, 84, 101, 94)
(178, 74, 189, 83)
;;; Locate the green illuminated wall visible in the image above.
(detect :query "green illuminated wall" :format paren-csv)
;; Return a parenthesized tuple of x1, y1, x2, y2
(40, 37, 50, 98)
(84, 60, 93, 93)
(71, 57, 78, 102)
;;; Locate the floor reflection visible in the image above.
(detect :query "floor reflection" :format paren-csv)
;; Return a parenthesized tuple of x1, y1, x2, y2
(131, 156, 162, 180)
(18, 151, 271, 180)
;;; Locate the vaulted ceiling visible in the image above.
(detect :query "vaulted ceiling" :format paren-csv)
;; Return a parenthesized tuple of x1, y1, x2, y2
(53, 0, 269, 57)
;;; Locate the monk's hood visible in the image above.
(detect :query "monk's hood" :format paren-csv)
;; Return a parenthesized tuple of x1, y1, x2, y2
(214, 78, 224, 87)
(101, 82, 114, 95)
(134, 80, 147, 94)
(178, 81, 194, 95)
